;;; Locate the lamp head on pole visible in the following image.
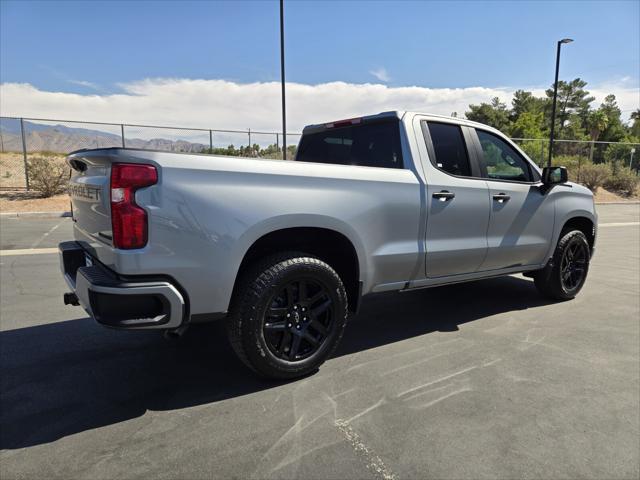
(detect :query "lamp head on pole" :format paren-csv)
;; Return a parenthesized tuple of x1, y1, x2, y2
(560, 38, 574, 44)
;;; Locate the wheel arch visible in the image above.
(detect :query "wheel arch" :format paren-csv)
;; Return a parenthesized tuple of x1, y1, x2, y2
(560, 215, 596, 253)
(233, 226, 362, 313)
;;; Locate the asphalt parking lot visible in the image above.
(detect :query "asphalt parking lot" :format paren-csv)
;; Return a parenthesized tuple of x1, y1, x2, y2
(1, 204, 639, 480)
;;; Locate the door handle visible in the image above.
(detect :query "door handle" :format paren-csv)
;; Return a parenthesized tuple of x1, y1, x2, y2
(433, 190, 455, 201)
(493, 193, 511, 203)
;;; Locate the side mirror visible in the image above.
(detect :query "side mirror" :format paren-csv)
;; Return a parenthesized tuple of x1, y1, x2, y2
(542, 166, 568, 185)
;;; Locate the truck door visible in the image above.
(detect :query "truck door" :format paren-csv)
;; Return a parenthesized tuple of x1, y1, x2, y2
(471, 128, 554, 270)
(421, 121, 490, 277)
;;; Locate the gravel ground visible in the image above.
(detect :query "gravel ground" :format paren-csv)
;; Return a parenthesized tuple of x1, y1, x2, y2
(0, 191, 70, 213)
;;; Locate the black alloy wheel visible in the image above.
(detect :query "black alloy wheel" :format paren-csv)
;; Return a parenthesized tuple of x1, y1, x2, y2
(534, 229, 591, 301)
(559, 239, 588, 291)
(263, 278, 335, 361)
(227, 253, 348, 379)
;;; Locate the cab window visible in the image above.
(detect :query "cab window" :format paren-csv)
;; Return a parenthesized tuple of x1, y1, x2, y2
(476, 130, 533, 182)
(425, 122, 472, 177)
(296, 120, 403, 169)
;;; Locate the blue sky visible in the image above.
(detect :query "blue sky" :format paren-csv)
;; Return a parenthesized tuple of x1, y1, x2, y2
(1, 0, 638, 92)
(1, 1, 638, 131)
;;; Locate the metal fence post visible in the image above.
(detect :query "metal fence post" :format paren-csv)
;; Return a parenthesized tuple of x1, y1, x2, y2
(20, 118, 29, 190)
(121, 124, 125, 148)
(209, 130, 213, 152)
(248, 128, 251, 155)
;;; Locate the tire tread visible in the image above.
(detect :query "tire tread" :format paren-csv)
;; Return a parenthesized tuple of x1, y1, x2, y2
(227, 252, 348, 379)
(534, 229, 590, 301)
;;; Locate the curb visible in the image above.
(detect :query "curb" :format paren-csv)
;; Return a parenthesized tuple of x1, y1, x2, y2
(594, 201, 640, 205)
(0, 211, 72, 218)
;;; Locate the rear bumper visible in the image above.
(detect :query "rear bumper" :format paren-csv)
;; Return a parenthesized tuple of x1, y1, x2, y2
(59, 241, 186, 330)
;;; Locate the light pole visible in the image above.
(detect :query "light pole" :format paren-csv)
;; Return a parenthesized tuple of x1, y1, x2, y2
(548, 38, 573, 167)
(279, 0, 287, 160)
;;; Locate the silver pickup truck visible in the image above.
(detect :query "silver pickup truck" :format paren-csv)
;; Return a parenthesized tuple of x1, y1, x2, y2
(60, 111, 596, 379)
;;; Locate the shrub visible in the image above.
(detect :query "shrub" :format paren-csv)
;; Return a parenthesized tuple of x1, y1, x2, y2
(604, 142, 636, 166)
(552, 155, 589, 182)
(26, 156, 69, 197)
(604, 167, 639, 197)
(578, 163, 611, 192)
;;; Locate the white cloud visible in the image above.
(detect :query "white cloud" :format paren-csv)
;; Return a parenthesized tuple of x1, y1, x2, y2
(369, 68, 391, 83)
(523, 76, 640, 118)
(67, 79, 101, 90)
(588, 78, 640, 114)
(1, 78, 638, 137)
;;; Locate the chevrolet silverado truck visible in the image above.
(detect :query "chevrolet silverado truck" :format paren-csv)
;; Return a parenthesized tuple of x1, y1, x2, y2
(60, 111, 596, 379)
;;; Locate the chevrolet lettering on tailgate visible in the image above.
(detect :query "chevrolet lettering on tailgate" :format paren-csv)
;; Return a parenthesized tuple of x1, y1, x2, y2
(69, 183, 101, 201)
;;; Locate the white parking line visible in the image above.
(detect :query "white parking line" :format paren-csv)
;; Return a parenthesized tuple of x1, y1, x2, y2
(0, 247, 59, 256)
(30, 219, 65, 249)
(598, 222, 640, 228)
(334, 419, 397, 480)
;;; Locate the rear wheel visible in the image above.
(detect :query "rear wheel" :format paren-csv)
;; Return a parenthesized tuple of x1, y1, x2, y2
(227, 253, 348, 379)
(534, 230, 590, 300)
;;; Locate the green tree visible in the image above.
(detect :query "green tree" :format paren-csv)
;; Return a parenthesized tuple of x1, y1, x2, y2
(511, 111, 545, 165)
(545, 78, 594, 138)
(605, 139, 638, 173)
(597, 94, 626, 143)
(201, 142, 294, 160)
(465, 97, 511, 133)
(630, 109, 640, 138)
(511, 111, 544, 138)
(510, 90, 548, 124)
(586, 110, 609, 162)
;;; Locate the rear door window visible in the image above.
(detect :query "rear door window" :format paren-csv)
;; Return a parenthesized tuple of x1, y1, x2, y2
(425, 122, 472, 177)
(296, 120, 403, 169)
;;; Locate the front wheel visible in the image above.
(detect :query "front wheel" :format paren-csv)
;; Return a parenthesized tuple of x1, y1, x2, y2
(227, 253, 348, 379)
(534, 230, 591, 300)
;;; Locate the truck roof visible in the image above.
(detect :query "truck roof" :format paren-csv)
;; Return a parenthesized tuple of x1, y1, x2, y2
(301, 110, 498, 134)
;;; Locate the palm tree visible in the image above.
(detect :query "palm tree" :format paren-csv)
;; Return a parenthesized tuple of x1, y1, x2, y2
(631, 109, 640, 139)
(587, 110, 609, 163)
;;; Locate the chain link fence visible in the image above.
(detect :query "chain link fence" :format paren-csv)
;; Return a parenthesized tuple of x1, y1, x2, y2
(511, 137, 639, 183)
(0, 116, 637, 190)
(0, 117, 302, 190)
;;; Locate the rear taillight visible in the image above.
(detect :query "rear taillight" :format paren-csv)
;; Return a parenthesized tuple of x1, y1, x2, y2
(110, 163, 157, 249)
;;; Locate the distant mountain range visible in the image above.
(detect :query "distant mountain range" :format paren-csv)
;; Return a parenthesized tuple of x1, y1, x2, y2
(0, 120, 207, 154)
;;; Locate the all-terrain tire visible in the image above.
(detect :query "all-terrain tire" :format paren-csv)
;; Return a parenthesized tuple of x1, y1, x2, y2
(534, 230, 590, 301)
(227, 252, 348, 379)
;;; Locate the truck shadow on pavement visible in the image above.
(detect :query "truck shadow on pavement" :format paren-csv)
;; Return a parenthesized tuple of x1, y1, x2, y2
(1, 275, 552, 450)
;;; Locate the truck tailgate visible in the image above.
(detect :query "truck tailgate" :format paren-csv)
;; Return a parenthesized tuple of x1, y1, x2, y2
(68, 153, 112, 242)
